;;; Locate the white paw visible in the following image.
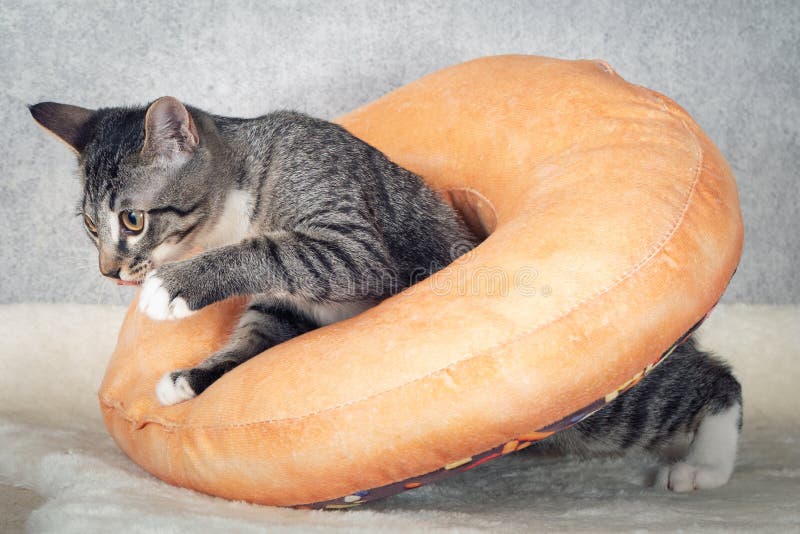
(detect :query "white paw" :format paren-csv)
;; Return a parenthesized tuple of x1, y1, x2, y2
(138, 274, 195, 321)
(156, 372, 197, 406)
(655, 461, 732, 492)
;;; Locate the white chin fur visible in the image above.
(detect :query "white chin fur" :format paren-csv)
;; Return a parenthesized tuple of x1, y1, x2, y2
(138, 275, 195, 321)
(156, 373, 196, 405)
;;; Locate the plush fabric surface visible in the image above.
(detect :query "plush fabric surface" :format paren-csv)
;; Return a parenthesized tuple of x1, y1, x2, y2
(1, 303, 797, 532)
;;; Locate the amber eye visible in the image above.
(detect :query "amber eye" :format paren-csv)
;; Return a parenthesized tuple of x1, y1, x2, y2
(120, 210, 145, 233)
(83, 214, 97, 235)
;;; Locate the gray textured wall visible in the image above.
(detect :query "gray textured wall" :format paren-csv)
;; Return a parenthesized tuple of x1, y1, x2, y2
(1, 0, 797, 304)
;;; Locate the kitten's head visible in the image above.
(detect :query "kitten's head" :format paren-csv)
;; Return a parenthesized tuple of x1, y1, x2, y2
(30, 97, 214, 284)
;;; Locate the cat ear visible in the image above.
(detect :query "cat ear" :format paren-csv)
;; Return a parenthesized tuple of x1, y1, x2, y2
(141, 96, 199, 162)
(29, 102, 95, 155)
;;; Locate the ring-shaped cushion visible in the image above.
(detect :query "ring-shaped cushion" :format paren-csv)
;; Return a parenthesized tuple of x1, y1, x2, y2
(99, 55, 743, 508)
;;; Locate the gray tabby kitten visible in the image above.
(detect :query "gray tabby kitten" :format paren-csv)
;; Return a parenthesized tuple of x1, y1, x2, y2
(31, 97, 741, 492)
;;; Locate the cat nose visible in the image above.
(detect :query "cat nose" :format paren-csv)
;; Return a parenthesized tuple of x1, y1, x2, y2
(102, 267, 121, 279)
(100, 267, 119, 279)
(99, 255, 121, 279)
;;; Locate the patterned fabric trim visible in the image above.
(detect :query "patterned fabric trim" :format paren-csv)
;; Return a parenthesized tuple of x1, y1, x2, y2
(294, 312, 712, 510)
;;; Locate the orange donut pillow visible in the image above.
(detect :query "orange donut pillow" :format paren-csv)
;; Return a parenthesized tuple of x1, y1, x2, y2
(99, 55, 742, 508)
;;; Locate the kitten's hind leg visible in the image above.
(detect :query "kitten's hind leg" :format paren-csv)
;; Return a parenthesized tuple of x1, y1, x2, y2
(652, 341, 743, 492)
(531, 339, 742, 492)
(156, 297, 317, 405)
(655, 400, 742, 492)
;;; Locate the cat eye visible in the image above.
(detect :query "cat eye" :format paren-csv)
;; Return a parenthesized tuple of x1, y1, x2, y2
(120, 210, 145, 233)
(83, 214, 97, 235)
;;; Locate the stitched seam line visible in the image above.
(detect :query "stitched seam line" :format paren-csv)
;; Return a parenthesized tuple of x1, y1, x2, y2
(101, 110, 704, 431)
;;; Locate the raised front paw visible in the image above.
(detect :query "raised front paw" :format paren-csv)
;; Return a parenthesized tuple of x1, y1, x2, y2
(156, 369, 198, 405)
(138, 270, 195, 321)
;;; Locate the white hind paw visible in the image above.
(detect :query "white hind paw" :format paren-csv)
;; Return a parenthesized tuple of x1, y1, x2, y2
(656, 462, 732, 492)
(156, 371, 197, 406)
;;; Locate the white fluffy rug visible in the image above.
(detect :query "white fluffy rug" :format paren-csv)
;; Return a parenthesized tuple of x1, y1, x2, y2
(1, 303, 798, 532)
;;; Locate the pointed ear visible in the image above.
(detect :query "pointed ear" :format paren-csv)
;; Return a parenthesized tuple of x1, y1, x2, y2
(29, 102, 95, 155)
(141, 96, 199, 161)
